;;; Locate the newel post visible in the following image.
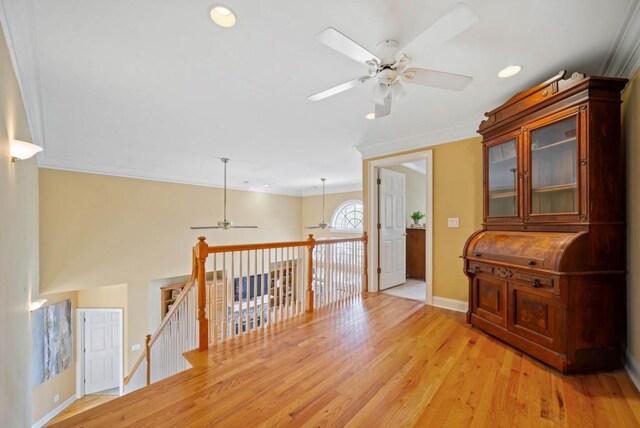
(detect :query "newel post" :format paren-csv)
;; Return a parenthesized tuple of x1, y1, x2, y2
(145, 334, 151, 386)
(306, 234, 316, 313)
(363, 232, 368, 292)
(196, 236, 209, 351)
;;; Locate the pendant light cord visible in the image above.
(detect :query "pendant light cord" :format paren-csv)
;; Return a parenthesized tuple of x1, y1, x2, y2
(222, 158, 228, 222)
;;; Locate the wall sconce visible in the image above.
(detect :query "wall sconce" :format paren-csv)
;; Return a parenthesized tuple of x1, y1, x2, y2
(29, 299, 47, 312)
(10, 139, 42, 163)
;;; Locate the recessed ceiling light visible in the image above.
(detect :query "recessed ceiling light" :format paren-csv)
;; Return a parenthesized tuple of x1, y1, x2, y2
(365, 113, 375, 120)
(264, 184, 269, 188)
(498, 65, 522, 78)
(210, 5, 236, 28)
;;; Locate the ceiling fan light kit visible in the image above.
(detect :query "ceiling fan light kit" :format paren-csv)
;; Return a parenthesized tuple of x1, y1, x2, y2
(308, 4, 478, 118)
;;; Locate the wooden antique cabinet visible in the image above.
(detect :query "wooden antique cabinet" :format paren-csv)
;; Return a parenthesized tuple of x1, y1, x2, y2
(463, 71, 627, 373)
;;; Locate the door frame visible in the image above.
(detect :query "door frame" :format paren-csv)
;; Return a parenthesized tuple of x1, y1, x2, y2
(76, 308, 124, 398)
(367, 149, 433, 303)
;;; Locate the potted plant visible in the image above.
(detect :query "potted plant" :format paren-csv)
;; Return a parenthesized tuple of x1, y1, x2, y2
(410, 211, 425, 226)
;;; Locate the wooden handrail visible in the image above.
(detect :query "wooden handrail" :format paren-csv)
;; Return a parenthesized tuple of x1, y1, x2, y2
(207, 239, 313, 254)
(314, 236, 366, 245)
(124, 234, 368, 386)
(124, 248, 198, 385)
(206, 236, 366, 254)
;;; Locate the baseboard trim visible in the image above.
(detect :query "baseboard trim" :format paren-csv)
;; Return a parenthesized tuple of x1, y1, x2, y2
(626, 350, 640, 393)
(32, 393, 76, 428)
(432, 296, 468, 313)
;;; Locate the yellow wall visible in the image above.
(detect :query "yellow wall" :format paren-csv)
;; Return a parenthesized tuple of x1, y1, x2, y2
(0, 22, 38, 426)
(301, 191, 362, 239)
(31, 291, 78, 424)
(363, 137, 483, 301)
(623, 67, 640, 366)
(39, 169, 303, 370)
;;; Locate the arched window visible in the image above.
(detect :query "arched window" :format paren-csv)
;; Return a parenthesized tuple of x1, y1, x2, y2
(331, 200, 364, 232)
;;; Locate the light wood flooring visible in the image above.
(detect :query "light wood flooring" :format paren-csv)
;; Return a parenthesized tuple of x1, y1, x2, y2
(50, 292, 640, 427)
(46, 394, 116, 426)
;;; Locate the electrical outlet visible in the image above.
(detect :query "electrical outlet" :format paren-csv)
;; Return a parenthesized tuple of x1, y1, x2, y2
(131, 344, 141, 351)
(447, 217, 460, 228)
(54, 394, 60, 403)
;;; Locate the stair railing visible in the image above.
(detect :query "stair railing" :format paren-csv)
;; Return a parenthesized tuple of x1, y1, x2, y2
(124, 233, 368, 391)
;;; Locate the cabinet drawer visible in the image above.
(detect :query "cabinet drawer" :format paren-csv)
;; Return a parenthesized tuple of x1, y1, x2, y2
(508, 285, 564, 351)
(468, 262, 555, 294)
(472, 275, 507, 327)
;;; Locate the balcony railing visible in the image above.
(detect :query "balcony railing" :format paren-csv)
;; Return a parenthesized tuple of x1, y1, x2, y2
(124, 233, 367, 392)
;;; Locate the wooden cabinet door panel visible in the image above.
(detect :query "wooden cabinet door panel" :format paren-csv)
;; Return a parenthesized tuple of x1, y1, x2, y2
(508, 284, 564, 351)
(472, 276, 507, 327)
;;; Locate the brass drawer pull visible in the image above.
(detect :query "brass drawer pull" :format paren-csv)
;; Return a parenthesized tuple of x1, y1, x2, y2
(475, 253, 481, 257)
(527, 260, 535, 266)
(531, 279, 541, 288)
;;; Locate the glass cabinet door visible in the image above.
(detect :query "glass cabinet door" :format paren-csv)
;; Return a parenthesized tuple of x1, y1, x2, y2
(488, 139, 518, 217)
(529, 116, 578, 215)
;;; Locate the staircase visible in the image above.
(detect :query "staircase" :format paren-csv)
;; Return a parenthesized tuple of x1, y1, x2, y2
(123, 233, 367, 392)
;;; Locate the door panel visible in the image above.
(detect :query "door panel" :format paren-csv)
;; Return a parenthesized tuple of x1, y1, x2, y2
(523, 107, 585, 223)
(84, 311, 121, 394)
(472, 275, 507, 326)
(508, 285, 563, 351)
(379, 168, 406, 290)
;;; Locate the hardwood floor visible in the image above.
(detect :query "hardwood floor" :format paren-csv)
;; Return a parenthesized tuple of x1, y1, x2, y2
(46, 395, 116, 426)
(50, 293, 640, 427)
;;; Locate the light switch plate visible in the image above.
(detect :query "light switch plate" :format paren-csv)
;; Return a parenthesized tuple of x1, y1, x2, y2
(54, 394, 60, 403)
(448, 217, 460, 228)
(131, 344, 141, 351)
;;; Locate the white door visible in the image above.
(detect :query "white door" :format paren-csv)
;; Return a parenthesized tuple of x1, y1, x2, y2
(84, 311, 121, 394)
(379, 168, 406, 290)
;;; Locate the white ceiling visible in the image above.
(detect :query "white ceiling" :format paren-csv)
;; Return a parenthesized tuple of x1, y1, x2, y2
(13, 0, 640, 194)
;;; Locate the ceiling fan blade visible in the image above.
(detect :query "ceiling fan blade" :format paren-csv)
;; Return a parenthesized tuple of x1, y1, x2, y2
(402, 67, 472, 91)
(400, 4, 478, 54)
(308, 76, 371, 102)
(374, 96, 391, 118)
(316, 28, 380, 65)
(190, 226, 222, 230)
(230, 226, 259, 229)
(305, 226, 322, 229)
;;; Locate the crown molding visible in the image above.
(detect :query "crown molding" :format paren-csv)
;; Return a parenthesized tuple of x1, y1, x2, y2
(39, 157, 307, 197)
(0, 0, 46, 150)
(601, 0, 640, 78)
(301, 183, 363, 197)
(356, 118, 479, 159)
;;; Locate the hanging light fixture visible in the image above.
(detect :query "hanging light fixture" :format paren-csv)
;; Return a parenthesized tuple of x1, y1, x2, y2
(372, 83, 390, 105)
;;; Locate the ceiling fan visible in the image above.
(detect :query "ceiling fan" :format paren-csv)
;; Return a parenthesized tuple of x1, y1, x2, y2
(308, 4, 478, 118)
(190, 158, 258, 230)
(305, 178, 331, 230)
